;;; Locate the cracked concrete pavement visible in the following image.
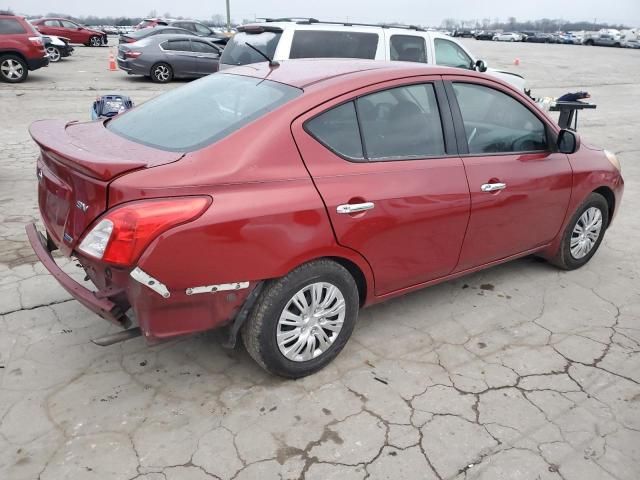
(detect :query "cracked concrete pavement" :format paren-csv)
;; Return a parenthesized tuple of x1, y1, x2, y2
(0, 39, 639, 480)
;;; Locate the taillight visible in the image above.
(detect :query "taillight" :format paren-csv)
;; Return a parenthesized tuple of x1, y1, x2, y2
(124, 50, 142, 58)
(29, 36, 43, 46)
(78, 197, 211, 266)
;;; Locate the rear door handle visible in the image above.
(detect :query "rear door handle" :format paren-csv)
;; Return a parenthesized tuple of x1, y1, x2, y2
(481, 182, 507, 192)
(337, 202, 375, 214)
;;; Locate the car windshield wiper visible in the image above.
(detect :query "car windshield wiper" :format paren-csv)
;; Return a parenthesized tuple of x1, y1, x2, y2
(244, 42, 279, 67)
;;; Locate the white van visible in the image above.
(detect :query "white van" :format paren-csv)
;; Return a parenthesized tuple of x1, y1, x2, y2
(219, 19, 526, 90)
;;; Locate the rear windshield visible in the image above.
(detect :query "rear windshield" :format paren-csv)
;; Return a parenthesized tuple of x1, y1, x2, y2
(0, 18, 27, 34)
(221, 31, 281, 66)
(107, 73, 301, 152)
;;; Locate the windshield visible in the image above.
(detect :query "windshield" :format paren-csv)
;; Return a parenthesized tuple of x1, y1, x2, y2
(107, 73, 301, 152)
(220, 31, 281, 66)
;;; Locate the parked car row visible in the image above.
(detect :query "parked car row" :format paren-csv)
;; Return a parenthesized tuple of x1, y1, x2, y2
(472, 28, 639, 47)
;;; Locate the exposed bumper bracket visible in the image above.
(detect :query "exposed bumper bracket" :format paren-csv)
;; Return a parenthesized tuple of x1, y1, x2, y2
(186, 282, 249, 296)
(130, 267, 170, 298)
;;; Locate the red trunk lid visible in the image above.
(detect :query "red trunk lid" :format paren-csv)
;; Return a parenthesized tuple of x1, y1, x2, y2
(30, 119, 183, 255)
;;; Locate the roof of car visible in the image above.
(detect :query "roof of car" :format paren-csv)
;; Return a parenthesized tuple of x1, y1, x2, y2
(224, 58, 482, 89)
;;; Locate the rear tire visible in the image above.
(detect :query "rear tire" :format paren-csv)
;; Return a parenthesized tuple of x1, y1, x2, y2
(242, 260, 359, 378)
(150, 62, 173, 83)
(550, 193, 609, 270)
(46, 46, 61, 62)
(0, 54, 28, 83)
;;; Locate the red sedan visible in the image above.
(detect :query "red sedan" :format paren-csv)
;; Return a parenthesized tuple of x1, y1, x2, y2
(31, 18, 107, 46)
(27, 60, 623, 377)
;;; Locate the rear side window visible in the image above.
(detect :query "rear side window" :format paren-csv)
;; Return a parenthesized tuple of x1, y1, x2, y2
(390, 35, 427, 63)
(221, 31, 281, 66)
(452, 83, 547, 153)
(163, 39, 192, 51)
(358, 84, 445, 159)
(290, 30, 378, 59)
(107, 74, 301, 152)
(0, 18, 27, 34)
(61, 20, 78, 29)
(305, 102, 364, 160)
(306, 83, 446, 161)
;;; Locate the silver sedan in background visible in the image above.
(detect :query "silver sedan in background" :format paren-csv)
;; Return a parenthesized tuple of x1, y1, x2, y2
(117, 34, 223, 83)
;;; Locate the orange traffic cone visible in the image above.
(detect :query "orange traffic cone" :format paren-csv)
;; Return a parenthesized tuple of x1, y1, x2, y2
(108, 50, 117, 71)
(513, 58, 520, 66)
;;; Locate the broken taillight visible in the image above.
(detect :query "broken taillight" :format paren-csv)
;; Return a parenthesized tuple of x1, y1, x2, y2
(78, 197, 211, 266)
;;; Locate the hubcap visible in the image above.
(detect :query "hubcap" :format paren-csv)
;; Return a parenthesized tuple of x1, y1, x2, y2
(1, 59, 24, 79)
(91, 36, 101, 46)
(276, 282, 346, 362)
(47, 47, 60, 62)
(154, 65, 170, 81)
(570, 207, 603, 259)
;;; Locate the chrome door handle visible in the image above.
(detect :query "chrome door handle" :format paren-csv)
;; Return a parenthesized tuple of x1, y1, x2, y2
(337, 202, 375, 214)
(481, 182, 507, 192)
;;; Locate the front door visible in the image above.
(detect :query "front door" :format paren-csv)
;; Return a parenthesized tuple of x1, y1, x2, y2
(444, 78, 572, 271)
(190, 40, 221, 75)
(292, 79, 470, 296)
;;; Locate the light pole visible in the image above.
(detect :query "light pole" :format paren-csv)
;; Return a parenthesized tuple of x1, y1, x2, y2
(226, 0, 231, 31)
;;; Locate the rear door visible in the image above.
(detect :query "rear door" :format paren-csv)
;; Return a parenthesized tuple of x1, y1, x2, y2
(444, 76, 572, 270)
(190, 39, 221, 75)
(292, 78, 470, 296)
(161, 39, 197, 76)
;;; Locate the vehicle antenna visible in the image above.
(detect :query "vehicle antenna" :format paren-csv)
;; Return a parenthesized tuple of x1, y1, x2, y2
(244, 42, 279, 67)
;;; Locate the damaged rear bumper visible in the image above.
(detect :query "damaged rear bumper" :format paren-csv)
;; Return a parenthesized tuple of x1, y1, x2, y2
(25, 223, 130, 326)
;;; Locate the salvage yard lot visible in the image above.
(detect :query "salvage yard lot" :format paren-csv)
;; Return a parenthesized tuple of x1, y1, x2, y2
(1, 39, 639, 479)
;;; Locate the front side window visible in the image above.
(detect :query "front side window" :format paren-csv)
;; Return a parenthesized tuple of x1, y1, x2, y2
(192, 41, 219, 54)
(43, 20, 61, 28)
(390, 35, 427, 63)
(290, 30, 379, 59)
(194, 23, 212, 35)
(163, 39, 192, 52)
(434, 38, 473, 69)
(61, 20, 79, 29)
(305, 102, 364, 160)
(452, 83, 548, 153)
(108, 74, 301, 152)
(0, 18, 26, 34)
(220, 30, 281, 66)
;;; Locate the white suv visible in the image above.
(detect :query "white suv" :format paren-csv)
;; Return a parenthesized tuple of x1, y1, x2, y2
(219, 19, 525, 90)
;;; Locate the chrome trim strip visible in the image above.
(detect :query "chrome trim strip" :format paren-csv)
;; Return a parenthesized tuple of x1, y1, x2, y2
(130, 267, 170, 298)
(186, 282, 250, 296)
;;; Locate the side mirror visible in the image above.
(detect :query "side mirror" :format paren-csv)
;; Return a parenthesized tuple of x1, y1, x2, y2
(475, 59, 487, 72)
(557, 129, 580, 154)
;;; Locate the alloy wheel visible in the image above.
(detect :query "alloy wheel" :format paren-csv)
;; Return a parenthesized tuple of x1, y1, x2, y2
(1, 59, 24, 80)
(570, 207, 603, 259)
(90, 36, 102, 47)
(276, 282, 346, 362)
(154, 65, 170, 82)
(47, 47, 61, 62)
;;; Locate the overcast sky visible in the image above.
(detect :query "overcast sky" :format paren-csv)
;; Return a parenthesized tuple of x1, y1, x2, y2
(7, 0, 640, 26)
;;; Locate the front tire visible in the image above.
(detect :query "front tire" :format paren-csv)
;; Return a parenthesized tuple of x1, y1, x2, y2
(89, 36, 102, 47)
(0, 54, 28, 83)
(550, 193, 609, 270)
(242, 260, 359, 378)
(150, 62, 173, 83)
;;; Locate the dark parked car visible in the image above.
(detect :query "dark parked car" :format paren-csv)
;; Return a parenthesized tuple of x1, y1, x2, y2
(119, 25, 195, 44)
(453, 29, 474, 38)
(31, 17, 107, 46)
(474, 31, 496, 40)
(117, 34, 222, 82)
(42, 35, 73, 62)
(0, 13, 48, 82)
(27, 60, 624, 377)
(168, 19, 228, 43)
(526, 32, 552, 43)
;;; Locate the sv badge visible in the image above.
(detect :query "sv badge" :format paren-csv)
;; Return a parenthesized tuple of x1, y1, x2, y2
(76, 200, 89, 212)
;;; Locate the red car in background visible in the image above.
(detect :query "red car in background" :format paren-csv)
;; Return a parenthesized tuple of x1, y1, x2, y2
(135, 18, 168, 30)
(0, 13, 48, 82)
(27, 60, 623, 378)
(31, 17, 107, 46)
